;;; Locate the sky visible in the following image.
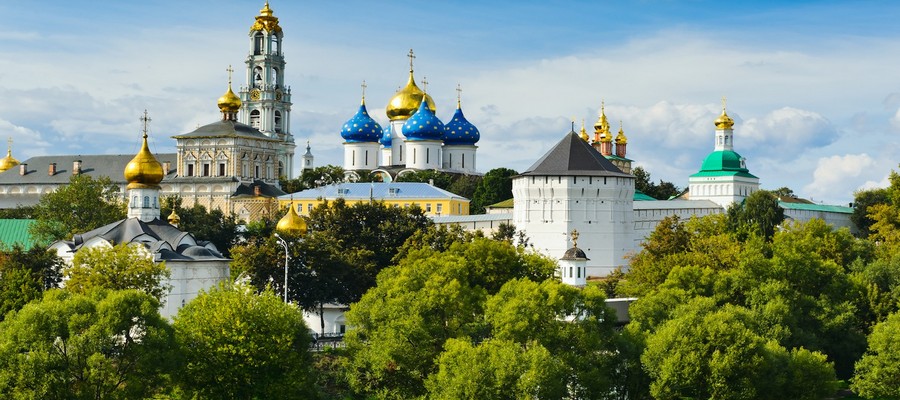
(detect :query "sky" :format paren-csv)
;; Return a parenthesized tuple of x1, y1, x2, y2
(1, 0, 899, 205)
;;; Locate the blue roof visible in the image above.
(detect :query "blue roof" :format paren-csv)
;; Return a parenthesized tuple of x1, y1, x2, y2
(341, 102, 382, 143)
(280, 182, 469, 201)
(380, 124, 392, 147)
(402, 100, 444, 141)
(443, 106, 480, 145)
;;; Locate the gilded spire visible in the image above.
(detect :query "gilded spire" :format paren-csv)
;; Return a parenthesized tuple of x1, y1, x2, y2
(615, 120, 627, 144)
(250, 1, 281, 32)
(124, 110, 164, 190)
(386, 49, 436, 121)
(579, 119, 590, 142)
(714, 95, 735, 130)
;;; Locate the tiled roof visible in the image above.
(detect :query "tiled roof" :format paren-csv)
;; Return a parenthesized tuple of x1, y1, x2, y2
(0, 219, 35, 250)
(280, 182, 468, 201)
(0, 154, 178, 185)
(521, 132, 631, 177)
(172, 120, 277, 141)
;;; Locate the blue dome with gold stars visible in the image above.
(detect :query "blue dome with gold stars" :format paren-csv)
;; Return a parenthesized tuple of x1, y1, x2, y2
(380, 124, 392, 148)
(341, 102, 382, 143)
(402, 99, 444, 141)
(443, 106, 480, 145)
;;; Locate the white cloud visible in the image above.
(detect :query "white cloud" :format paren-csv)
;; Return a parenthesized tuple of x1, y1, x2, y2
(740, 107, 838, 155)
(804, 154, 877, 201)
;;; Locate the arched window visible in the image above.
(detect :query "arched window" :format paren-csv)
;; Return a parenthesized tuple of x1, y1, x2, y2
(132, 196, 138, 208)
(254, 66, 263, 88)
(274, 111, 282, 132)
(271, 67, 279, 87)
(272, 35, 280, 54)
(143, 196, 150, 208)
(253, 33, 264, 55)
(250, 110, 261, 129)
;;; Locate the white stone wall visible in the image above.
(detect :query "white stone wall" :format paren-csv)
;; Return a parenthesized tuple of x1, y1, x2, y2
(303, 304, 348, 335)
(688, 175, 760, 209)
(442, 145, 477, 173)
(405, 140, 442, 170)
(162, 260, 230, 318)
(343, 142, 380, 171)
(632, 201, 725, 248)
(784, 209, 857, 235)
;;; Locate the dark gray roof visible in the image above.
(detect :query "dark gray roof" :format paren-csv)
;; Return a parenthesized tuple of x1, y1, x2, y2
(561, 246, 589, 260)
(56, 218, 228, 262)
(231, 180, 287, 198)
(521, 132, 631, 177)
(0, 154, 178, 185)
(172, 120, 278, 141)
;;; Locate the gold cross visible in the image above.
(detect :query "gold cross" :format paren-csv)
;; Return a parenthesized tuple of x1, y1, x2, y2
(6, 137, 11, 152)
(456, 83, 462, 106)
(721, 95, 727, 112)
(571, 230, 579, 247)
(421, 76, 428, 94)
(226, 65, 234, 86)
(407, 49, 416, 72)
(140, 110, 151, 138)
(361, 80, 367, 102)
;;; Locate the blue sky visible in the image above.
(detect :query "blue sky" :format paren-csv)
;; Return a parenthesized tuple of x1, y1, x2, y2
(1, 1, 900, 204)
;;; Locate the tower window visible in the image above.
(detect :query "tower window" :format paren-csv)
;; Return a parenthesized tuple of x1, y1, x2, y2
(272, 35, 280, 54)
(271, 68, 279, 87)
(274, 111, 282, 133)
(250, 110, 261, 129)
(254, 66, 263, 88)
(255, 165, 260, 178)
(143, 196, 150, 208)
(253, 33, 264, 55)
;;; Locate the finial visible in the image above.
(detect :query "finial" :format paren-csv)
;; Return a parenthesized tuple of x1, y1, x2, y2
(571, 118, 575, 132)
(407, 49, 416, 73)
(619, 120, 623, 129)
(456, 83, 462, 108)
(140, 110, 151, 139)
(6, 137, 11, 155)
(571, 229, 579, 248)
(601, 99, 605, 115)
(421, 76, 428, 94)
(721, 95, 727, 113)
(361, 80, 367, 104)
(582, 118, 585, 129)
(226, 65, 234, 87)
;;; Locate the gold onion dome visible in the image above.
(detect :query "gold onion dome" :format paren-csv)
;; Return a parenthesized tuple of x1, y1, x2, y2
(167, 209, 181, 226)
(387, 72, 436, 121)
(217, 84, 242, 114)
(615, 122, 627, 144)
(250, 1, 282, 33)
(579, 120, 590, 142)
(124, 132, 164, 190)
(715, 97, 735, 130)
(276, 204, 308, 236)
(0, 142, 19, 173)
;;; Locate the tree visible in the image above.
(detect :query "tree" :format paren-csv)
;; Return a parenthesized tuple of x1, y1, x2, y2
(771, 186, 796, 198)
(67, 243, 170, 301)
(29, 175, 125, 244)
(852, 311, 900, 399)
(471, 167, 518, 214)
(173, 285, 316, 399)
(0, 245, 63, 321)
(633, 166, 681, 200)
(0, 289, 176, 399)
(852, 187, 891, 238)
(727, 189, 785, 240)
(395, 169, 453, 189)
(161, 196, 239, 257)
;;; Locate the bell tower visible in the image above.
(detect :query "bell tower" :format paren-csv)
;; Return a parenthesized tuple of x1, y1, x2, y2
(239, 2, 296, 179)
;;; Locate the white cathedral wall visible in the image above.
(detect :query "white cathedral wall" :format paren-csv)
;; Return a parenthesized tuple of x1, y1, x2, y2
(162, 260, 230, 319)
(513, 174, 635, 277)
(688, 175, 760, 209)
(380, 147, 392, 166)
(405, 141, 442, 170)
(303, 304, 347, 336)
(442, 145, 477, 173)
(390, 120, 407, 165)
(342, 142, 380, 171)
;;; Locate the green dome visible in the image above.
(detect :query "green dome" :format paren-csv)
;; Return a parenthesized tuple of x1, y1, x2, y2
(691, 150, 758, 178)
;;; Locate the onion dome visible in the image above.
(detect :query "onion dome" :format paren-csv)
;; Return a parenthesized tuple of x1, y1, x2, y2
(593, 101, 610, 132)
(615, 122, 627, 144)
(276, 204, 307, 236)
(341, 100, 382, 143)
(402, 99, 444, 141)
(124, 132, 164, 190)
(443, 100, 480, 145)
(380, 124, 392, 147)
(217, 85, 241, 114)
(0, 140, 19, 173)
(715, 98, 735, 130)
(387, 72, 436, 121)
(250, 1, 282, 33)
(578, 119, 590, 142)
(167, 209, 181, 227)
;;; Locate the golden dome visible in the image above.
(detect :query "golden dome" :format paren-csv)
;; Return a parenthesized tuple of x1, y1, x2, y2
(715, 97, 734, 130)
(276, 204, 307, 236)
(615, 122, 627, 144)
(217, 84, 242, 114)
(124, 132, 164, 190)
(0, 140, 19, 173)
(578, 120, 590, 142)
(593, 101, 611, 136)
(250, 1, 282, 33)
(167, 209, 181, 226)
(386, 71, 436, 121)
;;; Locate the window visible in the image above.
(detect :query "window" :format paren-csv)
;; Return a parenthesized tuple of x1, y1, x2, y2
(436, 204, 442, 215)
(365, 150, 369, 166)
(253, 33, 263, 55)
(255, 165, 260, 178)
(577, 267, 581, 278)
(219, 163, 226, 176)
(187, 164, 195, 177)
(426, 148, 430, 164)
(143, 196, 150, 208)
(202, 163, 210, 177)
(352, 150, 356, 166)
(388, 187, 399, 196)
(254, 66, 263, 88)
(462, 153, 465, 168)
(307, 204, 313, 213)
(412, 148, 416, 164)
(131, 196, 138, 208)
(250, 110, 261, 129)
(274, 111, 282, 132)
(426, 204, 432, 213)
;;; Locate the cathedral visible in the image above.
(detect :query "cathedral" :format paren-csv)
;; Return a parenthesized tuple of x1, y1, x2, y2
(0, 3, 307, 223)
(341, 50, 481, 181)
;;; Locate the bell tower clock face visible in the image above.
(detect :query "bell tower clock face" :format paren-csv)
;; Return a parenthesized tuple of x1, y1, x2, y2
(250, 89, 262, 101)
(275, 89, 283, 101)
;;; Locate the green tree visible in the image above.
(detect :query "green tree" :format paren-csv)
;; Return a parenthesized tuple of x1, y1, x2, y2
(161, 197, 239, 257)
(302, 165, 347, 188)
(727, 189, 785, 240)
(0, 245, 63, 321)
(0, 289, 176, 399)
(0, 205, 35, 219)
(67, 243, 170, 301)
(29, 175, 125, 244)
(633, 166, 681, 200)
(173, 285, 316, 400)
(852, 311, 900, 399)
(395, 169, 454, 189)
(852, 187, 891, 238)
(471, 167, 518, 214)
(771, 186, 796, 198)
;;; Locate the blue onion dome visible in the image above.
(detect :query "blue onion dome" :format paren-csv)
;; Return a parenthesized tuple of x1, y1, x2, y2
(380, 124, 392, 147)
(341, 101, 382, 143)
(402, 98, 444, 141)
(443, 103, 480, 145)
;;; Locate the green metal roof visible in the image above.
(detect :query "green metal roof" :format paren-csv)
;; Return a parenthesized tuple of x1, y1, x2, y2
(779, 201, 853, 214)
(0, 219, 36, 250)
(486, 198, 514, 209)
(634, 190, 657, 201)
(690, 150, 758, 179)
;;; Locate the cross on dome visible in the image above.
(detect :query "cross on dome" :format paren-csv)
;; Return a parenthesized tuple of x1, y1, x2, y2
(226, 65, 234, 86)
(456, 83, 462, 107)
(140, 109, 152, 139)
(571, 229, 580, 248)
(361, 80, 367, 103)
(421, 76, 428, 94)
(407, 48, 416, 72)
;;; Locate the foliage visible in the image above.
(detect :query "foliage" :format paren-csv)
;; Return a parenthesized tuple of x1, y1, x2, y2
(0, 245, 63, 321)
(29, 175, 125, 244)
(852, 311, 900, 399)
(280, 165, 348, 193)
(471, 167, 518, 214)
(0, 205, 36, 219)
(173, 285, 316, 399)
(726, 189, 785, 240)
(161, 196, 239, 257)
(0, 289, 176, 399)
(394, 169, 454, 189)
(344, 237, 557, 399)
(852, 187, 891, 238)
(633, 166, 681, 200)
(67, 243, 170, 301)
